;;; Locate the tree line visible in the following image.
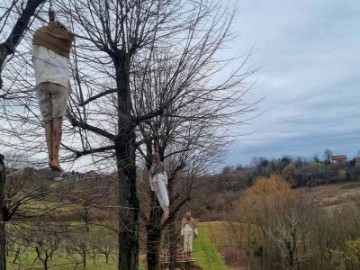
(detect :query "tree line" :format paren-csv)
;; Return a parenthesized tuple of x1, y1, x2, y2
(193, 152, 360, 221)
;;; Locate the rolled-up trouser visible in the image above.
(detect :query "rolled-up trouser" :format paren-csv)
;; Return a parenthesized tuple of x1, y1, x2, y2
(184, 231, 194, 253)
(36, 82, 68, 123)
(153, 180, 169, 210)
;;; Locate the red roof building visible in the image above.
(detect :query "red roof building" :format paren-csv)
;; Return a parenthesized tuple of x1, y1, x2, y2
(330, 155, 347, 164)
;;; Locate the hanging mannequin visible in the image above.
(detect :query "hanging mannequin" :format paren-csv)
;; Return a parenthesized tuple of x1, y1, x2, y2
(32, 8, 74, 174)
(149, 153, 170, 222)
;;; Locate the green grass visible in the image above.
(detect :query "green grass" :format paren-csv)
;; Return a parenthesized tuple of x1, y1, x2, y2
(192, 222, 229, 270)
(7, 249, 117, 270)
(5, 222, 226, 270)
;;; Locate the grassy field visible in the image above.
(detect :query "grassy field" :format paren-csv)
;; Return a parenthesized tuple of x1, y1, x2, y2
(193, 222, 229, 270)
(7, 182, 360, 270)
(7, 250, 116, 270)
(5, 222, 227, 270)
(6, 246, 146, 270)
(7, 254, 147, 270)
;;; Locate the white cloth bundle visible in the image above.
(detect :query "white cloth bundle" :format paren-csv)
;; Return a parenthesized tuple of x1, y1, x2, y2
(149, 172, 168, 191)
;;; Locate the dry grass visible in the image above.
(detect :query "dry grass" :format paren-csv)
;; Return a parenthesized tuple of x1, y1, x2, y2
(295, 182, 360, 211)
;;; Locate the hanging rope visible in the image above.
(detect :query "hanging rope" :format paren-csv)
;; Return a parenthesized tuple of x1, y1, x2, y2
(48, 0, 55, 22)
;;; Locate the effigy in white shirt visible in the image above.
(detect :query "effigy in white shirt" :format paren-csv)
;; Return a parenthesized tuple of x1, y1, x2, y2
(32, 21, 74, 89)
(32, 45, 70, 89)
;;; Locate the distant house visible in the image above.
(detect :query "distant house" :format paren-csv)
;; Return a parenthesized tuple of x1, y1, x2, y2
(330, 155, 347, 165)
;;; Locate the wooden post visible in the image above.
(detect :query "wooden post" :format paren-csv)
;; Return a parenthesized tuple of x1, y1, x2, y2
(0, 153, 6, 270)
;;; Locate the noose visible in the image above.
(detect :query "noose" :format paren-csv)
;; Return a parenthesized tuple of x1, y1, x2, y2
(48, 0, 55, 22)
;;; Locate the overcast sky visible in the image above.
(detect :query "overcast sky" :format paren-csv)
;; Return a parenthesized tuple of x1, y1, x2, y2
(224, 0, 360, 166)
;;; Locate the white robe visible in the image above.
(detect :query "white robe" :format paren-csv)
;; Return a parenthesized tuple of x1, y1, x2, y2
(149, 172, 169, 209)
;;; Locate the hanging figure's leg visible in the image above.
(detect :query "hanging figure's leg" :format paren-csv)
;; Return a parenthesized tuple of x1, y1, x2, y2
(44, 121, 53, 167)
(37, 82, 56, 170)
(50, 117, 64, 173)
(155, 180, 170, 222)
(48, 83, 68, 173)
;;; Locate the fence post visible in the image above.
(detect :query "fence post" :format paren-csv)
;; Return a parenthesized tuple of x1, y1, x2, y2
(0, 154, 6, 270)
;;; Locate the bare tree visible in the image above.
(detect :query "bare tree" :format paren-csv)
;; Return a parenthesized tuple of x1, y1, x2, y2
(0, 158, 104, 270)
(65, 231, 92, 270)
(132, 14, 255, 268)
(6, 232, 30, 267)
(30, 231, 60, 270)
(0, 0, 45, 91)
(268, 205, 317, 270)
(0, 1, 255, 269)
(0, 2, 45, 268)
(61, 1, 255, 269)
(323, 149, 333, 163)
(91, 228, 116, 264)
(0, 154, 6, 270)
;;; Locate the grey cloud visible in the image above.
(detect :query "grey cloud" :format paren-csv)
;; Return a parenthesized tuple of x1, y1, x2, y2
(223, 0, 360, 167)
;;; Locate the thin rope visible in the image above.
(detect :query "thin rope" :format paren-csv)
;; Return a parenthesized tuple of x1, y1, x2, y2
(49, 0, 53, 12)
(48, 0, 56, 22)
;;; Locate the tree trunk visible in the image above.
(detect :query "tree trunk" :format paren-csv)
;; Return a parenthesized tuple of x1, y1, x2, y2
(116, 136, 139, 270)
(0, 154, 6, 270)
(114, 50, 139, 270)
(146, 194, 162, 270)
(44, 256, 48, 270)
(82, 249, 86, 269)
(169, 221, 178, 270)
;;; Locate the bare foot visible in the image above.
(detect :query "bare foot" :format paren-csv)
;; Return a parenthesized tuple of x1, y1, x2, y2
(48, 159, 58, 172)
(161, 210, 169, 224)
(49, 160, 64, 173)
(48, 158, 53, 170)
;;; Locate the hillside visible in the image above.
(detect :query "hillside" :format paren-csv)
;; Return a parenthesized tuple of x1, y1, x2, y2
(195, 183, 360, 270)
(295, 181, 360, 211)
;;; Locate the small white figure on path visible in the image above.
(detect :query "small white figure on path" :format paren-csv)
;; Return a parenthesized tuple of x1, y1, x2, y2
(181, 211, 198, 259)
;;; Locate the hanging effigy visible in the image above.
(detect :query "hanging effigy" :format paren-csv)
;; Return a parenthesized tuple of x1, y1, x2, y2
(149, 153, 170, 223)
(32, 8, 74, 175)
